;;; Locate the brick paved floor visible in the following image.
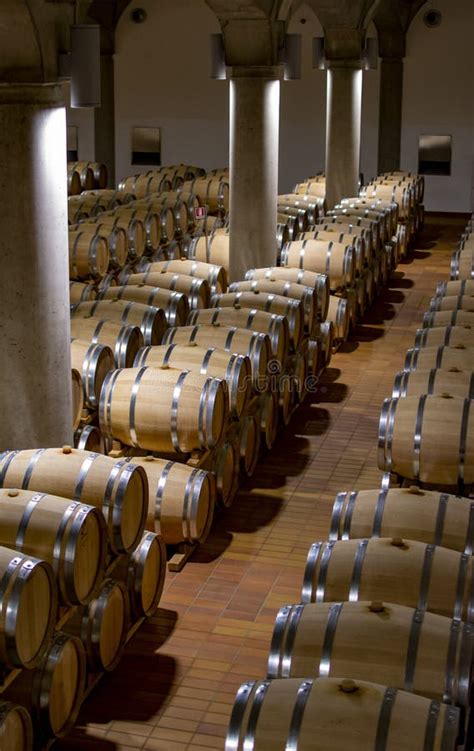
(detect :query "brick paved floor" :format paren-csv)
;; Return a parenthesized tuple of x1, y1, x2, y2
(56, 215, 466, 751)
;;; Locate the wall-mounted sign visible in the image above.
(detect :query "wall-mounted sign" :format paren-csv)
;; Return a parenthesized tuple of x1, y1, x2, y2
(131, 127, 161, 166)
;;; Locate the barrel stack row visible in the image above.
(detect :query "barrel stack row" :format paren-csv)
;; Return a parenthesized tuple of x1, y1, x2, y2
(0, 447, 167, 749)
(225, 176, 473, 751)
(67, 161, 108, 196)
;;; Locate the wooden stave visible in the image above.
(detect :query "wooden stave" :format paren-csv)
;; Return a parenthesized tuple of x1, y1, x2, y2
(229, 279, 318, 337)
(98, 284, 189, 328)
(393, 368, 474, 400)
(70, 316, 144, 369)
(327, 296, 350, 342)
(70, 339, 115, 410)
(0, 448, 149, 555)
(0, 699, 33, 751)
(117, 531, 166, 618)
(123, 271, 211, 310)
(329, 487, 474, 554)
(238, 413, 261, 477)
(71, 299, 168, 347)
(403, 346, 474, 373)
(423, 310, 474, 329)
(226, 677, 460, 751)
(267, 601, 472, 707)
(68, 229, 110, 280)
(430, 295, 474, 313)
(74, 424, 105, 454)
(133, 258, 228, 294)
(244, 266, 330, 323)
(71, 368, 84, 431)
(69, 282, 97, 304)
(0, 489, 107, 606)
(280, 240, 355, 291)
(436, 280, 474, 298)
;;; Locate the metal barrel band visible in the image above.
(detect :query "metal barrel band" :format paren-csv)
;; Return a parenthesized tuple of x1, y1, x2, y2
(372, 488, 389, 537)
(267, 605, 291, 678)
(316, 541, 335, 603)
(281, 604, 304, 678)
(54, 501, 88, 603)
(319, 602, 343, 677)
(99, 368, 122, 437)
(15, 493, 47, 553)
(243, 681, 271, 751)
(349, 539, 369, 602)
(301, 541, 323, 603)
(329, 492, 346, 541)
(170, 370, 190, 452)
(22, 448, 46, 490)
(154, 460, 174, 535)
(73, 452, 99, 502)
(404, 608, 425, 692)
(458, 398, 471, 491)
(413, 394, 428, 481)
(417, 544, 435, 612)
(286, 680, 314, 751)
(342, 490, 358, 539)
(433, 494, 449, 547)
(225, 681, 256, 751)
(374, 687, 398, 751)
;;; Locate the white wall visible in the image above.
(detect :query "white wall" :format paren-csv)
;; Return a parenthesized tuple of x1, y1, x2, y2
(63, 82, 95, 161)
(401, 0, 474, 212)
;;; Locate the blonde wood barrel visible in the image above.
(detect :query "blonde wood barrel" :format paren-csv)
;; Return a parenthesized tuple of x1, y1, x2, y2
(268, 601, 472, 707)
(280, 240, 355, 291)
(129, 456, 215, 545)
(301, 537, 474, 622)
(278, 193, 324, 219)
(182, 178, 229, 214)
(340, 196, 399, 235)
(114, 531, 166, 617)
(329, 487, 474, 554)
(69, 281, 97, 304)
(378, 395, 474, 488)
(188, 234, 230, 272)
(276, 221, 291, 249)
(68, 228, 109, 280)
(123, 271, 211, 310)
(316, 215, 378, 255)
(187, 307, 290, 366)
(146, 195, 185, 236)
(326, 211, 382, 250)
(404, 346, 474, 373)
(134, 343, 252, 418)
(74, 424, 105, 453)
(0, 488, 106, 606)
(302, 229, 366, 275)
(314, 321, 334, 369)
(99, 284, 189, 327)
(437, 280, 474, 297)
(259, 389, 279, 449)
(238, 413, 261, 477)
(245, 266, 330, 323)
(450, 251, 474, 281)
(414, 325, 474, 349)
(71, 338, 115, 409)
(132, 200, 176, 243)
(99, 366, 229, 453)
(68, 195, 105, 224)
(393, 368, 474, 400)
(229, 279, 319, 338)
(5, 631, 86, 738)
(65, 578, 129, 672)
(135, 258, 228, 294)
(0, 700, 33, 751)
(277, 205, 312, 233)
(211, 440, 239, 508)
(70, 163, 94, 190)
(71, 368, 84, 431)
(430, 294, 474, 313)
(211, 291, 304, 350)
(365, 184, 410, 220)
(423, 310, 474, 329)
(67, 169, 81, 197)
(163, 324, 271, 391)
(114, 206, 162, 251)
(226, 677, 460, 751)
(338, 201, 391, 242)
(0, 448, 148, 554)
(307, 338, 320, 375)
(327, 296, 350, 342)
(157, 190, 201, 231)
(0, 546, 56, 669)
(69, 161, 106, 189)
(84, 221, 128, 268)
(71, 299, 168, 347)
(88, 213, 146, 260)
(277, 214, 298, 240)
(70, 317, 144, 368)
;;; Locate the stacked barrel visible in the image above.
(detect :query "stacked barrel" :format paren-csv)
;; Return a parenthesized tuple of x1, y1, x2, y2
(0, 447, 164, 748)
(67, 161, 108, 196)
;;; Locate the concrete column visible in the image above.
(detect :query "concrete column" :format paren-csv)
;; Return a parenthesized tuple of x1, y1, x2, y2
(229, 68, 280, 282)
(0, 84, 72, 450)
(325, 64, 363, 208)
(94, 54, 115, 186)
(378, 57, 404, 175)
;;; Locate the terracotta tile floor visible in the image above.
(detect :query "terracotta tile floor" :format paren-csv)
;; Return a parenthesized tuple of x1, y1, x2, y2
(56, 215, 466, 751)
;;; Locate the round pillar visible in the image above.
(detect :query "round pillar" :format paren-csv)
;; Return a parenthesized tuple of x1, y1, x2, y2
(229, 69, 280, 281)
(0, 84, 72, 450)
(325, 65, 363, 208)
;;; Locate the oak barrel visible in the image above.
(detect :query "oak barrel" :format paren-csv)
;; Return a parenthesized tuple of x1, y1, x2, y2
(181, 178, 229, 214)
(404, 346, 474, 373)
(128, 456, 215, 545)
(99, 284, 189, 327)
(0, 489, 106, 606)
(68, 228, 109, 280)
(0, 700, 33, 751)
(430, 295, 474, 313)
(238, 413, 261, 477)
(301, 229, 366, 274)
(280, 240, 355, 291)
(450, 251, 474, 280)
(244, 266, 330, 323)
(188, 234, 229, 272)
(437, 280, 474, 297)
(301, 537, 474, 622)
(70, 317, 144, 368)
(90, 213, 146, 259)
(268, 601, 472, 706)
(71, 368, 84, 431)
(327, 296, 350, 342)
(74, 424, 105, 453)
(71, 299, 168, 347)
(393, 368, 474, 399)
(226, 677, 460, 751)
(114, 531, 166, 617)
(134, 343, 252, 418)
(0, 448, 148, 555)
(114, 205, 162, 251)
(122, 270, 211, 309)
(69, 281, 97, 304)
(70, 339, 115, 409)
(329, 487, 474, 554)
(99, 366, 229, 453)
(378, 394, 474, 487)
(135, 258, 228, 293)
(423, 310, 474, 329)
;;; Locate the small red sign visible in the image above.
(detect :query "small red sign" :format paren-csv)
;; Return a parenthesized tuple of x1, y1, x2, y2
(194, 207, 207, 219)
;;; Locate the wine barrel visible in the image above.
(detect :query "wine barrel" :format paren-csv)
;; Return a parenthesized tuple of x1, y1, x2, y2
(74, 424, 105, 453)
(71, 368, 84, 431)
(122, 271, 211, 310)
(244, 267, 330, 323)
(5, 632, 86, 738)
(71, 299, 168, 347)
(276, 221, 290, 250)
(430, 295, 474, 313)
(87, 213, 146, 260)
(134, 343, 252, 418)
(211, 440, 239, 507)
(300, 230, 366, 275)
(0, 546, 56, 669)
(337, 201, 391, 242)
(211, 291, 304, 350)
(268, 601, 472, 706)
(145, 195, 185, 237)
(393, 368, 474, 399)
(301, 537, 474, 622)
(188, 234, 230, 272)
(238, 413, 261, 477)
(423, 310, 474, 329)
(259, 389, 279, 449)
(404, 346, 474, 373)
(340, 196, 399, 235)
(364, 184, 411, 220)
(128, 200, 175, 244)
(0, 488, 106, 606)
(70, 163, 94, 191)
(99, 284, 189, 327)
(0, 700, 33, 751)
(70, 317, 144, 368)
(163, 324, 271, 391)
(154, 190, 201, 232)
(315, 217, 376, 256)
(436, 280, 474, 297)
(187, 307, 290, 366)
(307, 337, 320, 375)
(317, 321, 334, 368)
(181, 178, 229, 214)
(378, 395, 474, 488)
(99, 366, 229, 453)
(0, 448, 148, 555)
(69, 161, 106, 189)
(278, 194, 324, 221)
(69, 281, 97, 304)
(332, 207, 387, 245)
(326, 211, 382, 250)
(277, 213, 298, 240)
(67, 169, 81, 197)
(71, 339, 115, 409)
(118, 173, 171, 199)
(68, 228, 109, 280)
(450, 250, 474, 280)
(414, 325, 474, 349)
(277, 205, 312, 233)
(280, 240, 355, 291)
(329, 487, 474, 554)
(83, 221, 128, 269)
(226, 677, 460, 751)
(114, 206, 162, 251)
(65, 579, 129, 673)
(327, 296, 350, 342)
(114, 531, 166, 618)
(135, 258, 228, 294)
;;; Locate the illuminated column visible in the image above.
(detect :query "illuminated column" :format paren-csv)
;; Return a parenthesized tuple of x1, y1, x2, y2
(229, 68, 280, 281)
(0, 84, 72, 450)
(325, 64, 363, 208)
(378, 58, 404, 174)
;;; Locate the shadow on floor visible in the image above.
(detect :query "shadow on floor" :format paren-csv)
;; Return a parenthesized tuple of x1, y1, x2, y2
(53, 734, 118, 750)
(351, 324, 385, 342)
(389, 273, 414, 290)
